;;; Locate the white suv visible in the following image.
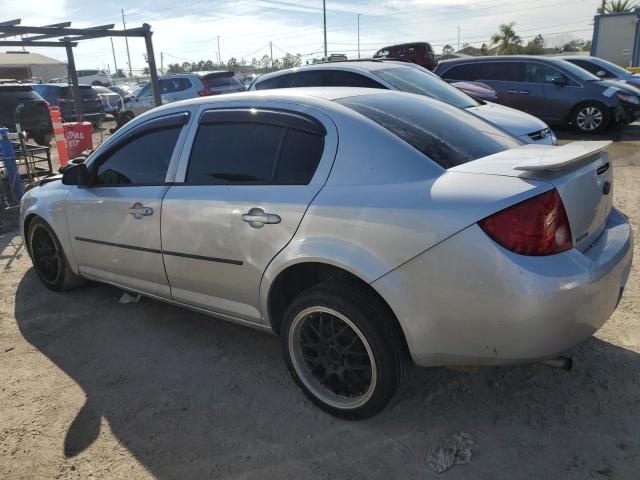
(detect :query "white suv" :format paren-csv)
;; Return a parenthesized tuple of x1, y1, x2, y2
(119, 72, 245, 124)
(49, 69, 112, 86)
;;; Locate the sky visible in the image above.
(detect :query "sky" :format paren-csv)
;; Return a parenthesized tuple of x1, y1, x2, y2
(4, 0, 604, 72)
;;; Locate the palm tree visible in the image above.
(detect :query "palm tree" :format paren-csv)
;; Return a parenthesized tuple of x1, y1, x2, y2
(490, 22, 522, 55)
(598, 0, 637, 13)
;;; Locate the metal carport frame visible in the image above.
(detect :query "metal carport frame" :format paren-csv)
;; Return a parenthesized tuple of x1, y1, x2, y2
(0, 19, 162, 121)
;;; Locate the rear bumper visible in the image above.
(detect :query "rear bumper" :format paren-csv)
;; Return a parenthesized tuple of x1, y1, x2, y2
(373, 208, 633, 367)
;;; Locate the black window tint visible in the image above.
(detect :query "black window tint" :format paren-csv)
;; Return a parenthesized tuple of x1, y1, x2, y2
(329, 71, 384, 88)
(254, 75, 285, 90)
(94, 127, 181, 185)
(441, 64, 477, 81)
(276, 129, 324, 184)
(477, 62, 521, 81)
(336, 94, 521, 169)
(187, 123, 283, 184)
(287, 71, 332, 87)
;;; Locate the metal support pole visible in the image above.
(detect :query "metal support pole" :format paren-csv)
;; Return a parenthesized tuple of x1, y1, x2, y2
(357, 14, 361, 59)
(143, 25, 162, 107)
(110, 37, 118, 76)
(270, 41, 273, 68)
(323, 0, 327, 58)
(65, 42, 83, 122)
(160, 52, 164, 75)
(122, 9, 133, 78)
(217, 35, 221, 66)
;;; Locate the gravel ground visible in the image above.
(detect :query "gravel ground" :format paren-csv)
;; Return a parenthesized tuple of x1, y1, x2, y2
(0, 123, 639, 479)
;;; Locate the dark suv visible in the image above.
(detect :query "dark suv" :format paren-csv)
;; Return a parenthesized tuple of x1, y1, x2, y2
(374, 42, 438, 71)
(32, 84, 105, 126)
(0, 84, 53, 145)
(435, 55, 640, 133)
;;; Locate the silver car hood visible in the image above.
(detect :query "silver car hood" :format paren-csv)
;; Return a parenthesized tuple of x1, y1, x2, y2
(466, 101, 548, 137)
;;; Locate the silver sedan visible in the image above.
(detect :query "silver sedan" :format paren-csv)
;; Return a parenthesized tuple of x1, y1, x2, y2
(20, 88, 633, 419)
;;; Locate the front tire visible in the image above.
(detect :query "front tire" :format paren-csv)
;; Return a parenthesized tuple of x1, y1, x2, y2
(28, 218, 84, 291)
(571, 102, 610, 133)
(282, 282, 409, 420)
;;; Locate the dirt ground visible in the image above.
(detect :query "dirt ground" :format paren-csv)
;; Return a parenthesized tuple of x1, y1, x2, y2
(1, 122, 639, 479)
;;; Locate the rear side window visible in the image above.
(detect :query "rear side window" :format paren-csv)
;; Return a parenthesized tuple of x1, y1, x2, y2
(286, 71, 332, 87)
(440, 63, 477, 81)
(525, 63, 563, 84)
(93, 127, 181, 185)
(337, 94, 520, 169)
(186, 115, 325, 185)
(477, 62, 521, 82)
(160, 78, 192, 94)
(253, 75, 287, 90)
(329, 71, 384, 88)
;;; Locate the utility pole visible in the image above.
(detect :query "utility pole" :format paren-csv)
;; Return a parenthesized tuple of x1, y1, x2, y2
(160, 52, 164, 75)
(110, 37, 118, 75)
(217, 35, 221, 66)
(270, 41, 273, 68)
(357, 14, 361, 59)
(323, 0, 328, 58)
(457, 25, 460, 52)
(122, 9, 133, 78)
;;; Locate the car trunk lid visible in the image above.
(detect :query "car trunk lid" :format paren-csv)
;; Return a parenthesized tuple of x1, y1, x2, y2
(449, 141, 613, 252)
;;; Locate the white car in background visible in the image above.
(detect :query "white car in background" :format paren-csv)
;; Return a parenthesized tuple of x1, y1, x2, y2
(49, 69, 112, 86)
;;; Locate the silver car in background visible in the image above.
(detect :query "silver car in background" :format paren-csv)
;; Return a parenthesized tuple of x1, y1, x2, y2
(20, 89, 632, 419)
(251, 61, 557, 145)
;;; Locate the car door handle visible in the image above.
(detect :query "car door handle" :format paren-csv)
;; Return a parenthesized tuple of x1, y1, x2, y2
(242, 208, 281, 228)
(129, 203, 153, 218)
(507, 89, 518, 94)
(518, 90, 529, 95)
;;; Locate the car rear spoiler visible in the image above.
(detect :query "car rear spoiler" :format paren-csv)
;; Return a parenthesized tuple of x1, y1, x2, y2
(513, 141, 611, 172)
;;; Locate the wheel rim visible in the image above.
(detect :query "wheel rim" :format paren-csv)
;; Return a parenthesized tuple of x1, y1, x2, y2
(31, 225, 61, 284)
(289, 306, 377, 409)
(576, 106, 603, 131)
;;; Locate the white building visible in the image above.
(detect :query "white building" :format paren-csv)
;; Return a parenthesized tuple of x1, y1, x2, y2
(0, 52, 67, 82)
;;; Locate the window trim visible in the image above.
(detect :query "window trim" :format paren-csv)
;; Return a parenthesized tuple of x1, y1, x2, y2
(86, 112, 190, 188)
(181, 108, 326, 186)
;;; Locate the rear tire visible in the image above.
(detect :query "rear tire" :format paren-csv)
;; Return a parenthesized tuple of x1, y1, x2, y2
(28, 218, 84, 291)
(118, 111, 134, 127)
(32, 132, 52, 146)
(571, 102, 610, 134)
(282, 281, 409, 420)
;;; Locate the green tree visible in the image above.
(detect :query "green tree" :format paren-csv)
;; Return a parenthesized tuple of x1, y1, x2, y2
(227, 57, 239, 71)
(562, 40, 585, 52)
(442, 44, 455, 55)
(523, 34, 545, 55)
(142, 67, 150, 75)
(598, 0, 637, 13)
(480, 43, 489, 55)
(166, 63, 185, 73)
(490, 22, 522, 55)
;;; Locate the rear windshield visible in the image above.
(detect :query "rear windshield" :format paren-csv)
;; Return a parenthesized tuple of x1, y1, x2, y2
(205, 74, 243, 89)
(336, 93, 521, 169)
(372, 67, 480, 108)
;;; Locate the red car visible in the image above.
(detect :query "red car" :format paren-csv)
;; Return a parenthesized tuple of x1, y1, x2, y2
(374, 42, 438, 71)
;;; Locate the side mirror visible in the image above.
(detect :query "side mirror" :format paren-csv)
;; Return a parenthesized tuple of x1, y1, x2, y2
(62, 163, 89, 186)
(596, 70, 606, 78)
(551, 75, 567, 86)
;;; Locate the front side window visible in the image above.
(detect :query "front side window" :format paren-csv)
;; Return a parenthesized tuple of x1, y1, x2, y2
(329, 71, 384, 88)
(337, 94, 520, 169)
(93, 126, 181, 185)
(186, 116, 325, 185)
(137, 83, 151, 98)
(373, 67, 479, 108)
(287, 71, 332, 87)
(253, 75, 287, 90)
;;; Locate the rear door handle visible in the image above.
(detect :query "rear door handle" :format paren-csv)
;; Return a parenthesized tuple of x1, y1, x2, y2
(242, 208, 281, 228)
(518, 90, 529, 95)
(129, 202, 153, 218)
(507, 89, 518, 94)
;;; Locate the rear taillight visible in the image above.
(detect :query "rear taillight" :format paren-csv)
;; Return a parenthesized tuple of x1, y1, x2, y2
(197, 79, 211, 96)
(479, 189, 572, 256)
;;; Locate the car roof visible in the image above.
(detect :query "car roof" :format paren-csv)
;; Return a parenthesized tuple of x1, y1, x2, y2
(255, 60, 414, 83)
(437, 55, 567, 66)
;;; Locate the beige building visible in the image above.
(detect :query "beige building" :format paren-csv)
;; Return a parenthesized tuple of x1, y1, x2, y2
(0, 52, 67, 82)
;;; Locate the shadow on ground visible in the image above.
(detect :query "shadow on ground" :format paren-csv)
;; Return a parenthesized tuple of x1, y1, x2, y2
(14, 266, 640, 479)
